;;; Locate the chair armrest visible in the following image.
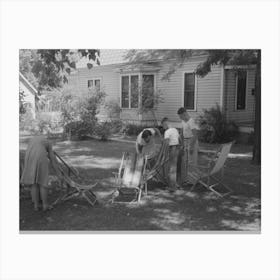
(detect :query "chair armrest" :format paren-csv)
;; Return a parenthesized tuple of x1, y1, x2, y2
(189, 163, 210, 170)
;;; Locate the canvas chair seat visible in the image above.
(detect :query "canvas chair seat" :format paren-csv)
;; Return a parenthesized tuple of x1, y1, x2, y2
(112, 152, 147, 203)
(53, 151, 98, 207)
(188, 141, 234, 197)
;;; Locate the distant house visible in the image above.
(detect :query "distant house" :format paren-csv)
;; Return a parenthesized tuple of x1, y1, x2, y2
(19, 72, 37, 119)
(68, 50, 256, 132)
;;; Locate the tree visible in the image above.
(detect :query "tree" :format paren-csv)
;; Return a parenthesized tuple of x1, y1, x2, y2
(19, 49, 100, 92)
(126, 49, 261, 164)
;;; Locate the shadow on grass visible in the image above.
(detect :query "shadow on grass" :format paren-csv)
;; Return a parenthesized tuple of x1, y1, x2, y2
(19, 138, 261, 231)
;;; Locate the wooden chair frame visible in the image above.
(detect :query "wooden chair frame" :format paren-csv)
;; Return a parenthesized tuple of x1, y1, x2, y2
(112, 152, 147, 203)
(188, 142, 234, 198)
(53, 152, 98, 207)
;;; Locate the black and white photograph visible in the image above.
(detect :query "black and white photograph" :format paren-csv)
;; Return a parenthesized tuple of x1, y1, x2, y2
(19, 49, 261, 231)
(1, 0, 280, 280)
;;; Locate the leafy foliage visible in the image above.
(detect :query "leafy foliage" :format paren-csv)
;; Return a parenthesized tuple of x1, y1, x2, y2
(60, 88, 106, 140)
(94, 121, 113, 141)
(105, 98, 121, 119)
(198, 104, 238, 143)
(19, 49, 100, 91)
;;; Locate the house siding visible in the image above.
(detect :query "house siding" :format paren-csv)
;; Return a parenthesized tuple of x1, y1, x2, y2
(224, 69, 255, 124)
(155, 58, 222, 125)
(68, 57, 226, 127)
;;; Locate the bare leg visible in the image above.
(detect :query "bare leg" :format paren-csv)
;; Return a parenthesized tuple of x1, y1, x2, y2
(31, 184, 39, 210)
(39, 185, 49, 210)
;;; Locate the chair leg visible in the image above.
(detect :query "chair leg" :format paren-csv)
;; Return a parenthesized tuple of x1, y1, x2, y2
(82, 190, 97, 207)
(137, 188, 142, 203)
(190, 181, 198, 192)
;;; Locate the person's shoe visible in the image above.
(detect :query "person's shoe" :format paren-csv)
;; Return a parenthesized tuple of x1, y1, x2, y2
(42, 205, 54, 212)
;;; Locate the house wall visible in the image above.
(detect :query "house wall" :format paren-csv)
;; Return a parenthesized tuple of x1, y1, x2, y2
(19, 80, 36, 118)
(70, 56, 223, 127)
(71, 65, 121, 119)
(155, 57, 222, 126)
(224, 69, 256, 124)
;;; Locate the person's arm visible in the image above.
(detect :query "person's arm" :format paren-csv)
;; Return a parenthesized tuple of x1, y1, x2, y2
(153, 127, 163, 141)
(47, 142, 62, 177)
(136, 142, 143, 154)
(189, 129, 198, 152)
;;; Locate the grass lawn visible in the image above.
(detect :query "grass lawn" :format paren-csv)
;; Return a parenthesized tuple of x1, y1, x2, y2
(20, 136, 261, 231)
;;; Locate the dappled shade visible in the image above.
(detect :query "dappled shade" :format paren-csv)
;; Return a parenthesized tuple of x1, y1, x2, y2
(20, 137, 260, 231)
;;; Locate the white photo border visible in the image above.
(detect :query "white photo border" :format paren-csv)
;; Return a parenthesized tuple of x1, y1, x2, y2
(1, 0, 280, 279)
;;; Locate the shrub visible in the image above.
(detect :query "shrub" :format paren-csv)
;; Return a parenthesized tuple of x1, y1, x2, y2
(105, 98, 121, 119)
(198, 104, 238, 143)
(19, 107, 36, 132)
(108, 119, 124, 134)
(122, 124, 150, 136)
(60, 89, 106, 140)
(94, 121, 112, 141)
(64, 120, 94, 140)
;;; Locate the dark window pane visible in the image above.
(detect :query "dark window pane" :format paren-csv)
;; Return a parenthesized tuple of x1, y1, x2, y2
(236, 71, 247, 110)
(88, 80, 93, 88)
(130, 75, 139, 108)
(142, 74, 154, 109)
(184, 73, 195, 110)
(94, 79, 100, 91)
(121, 76, 129, 108)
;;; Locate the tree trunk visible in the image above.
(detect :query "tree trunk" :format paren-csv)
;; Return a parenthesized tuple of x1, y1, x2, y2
(252, 50, 261, 164)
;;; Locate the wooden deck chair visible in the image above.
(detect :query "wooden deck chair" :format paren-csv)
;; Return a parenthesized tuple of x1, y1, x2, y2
(144, 140, 170, 189)
(188, 141, 234, 197)
(53, 152, 98, 207)
(112, 152, 147, 203)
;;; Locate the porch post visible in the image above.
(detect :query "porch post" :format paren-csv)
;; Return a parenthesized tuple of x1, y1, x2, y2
(220, 64, 225, 112)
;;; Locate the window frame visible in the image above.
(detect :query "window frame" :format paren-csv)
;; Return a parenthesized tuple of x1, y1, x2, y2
(182, 71, 197, 111)
(88, 77, 102, 90)
(235, 70, 248, 111)
(120, 73, 156, 109)
(87, 79, 93, 89)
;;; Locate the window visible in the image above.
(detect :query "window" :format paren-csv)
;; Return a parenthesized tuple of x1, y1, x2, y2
(130, 75, 139, 108)
(88, 79, 101, 91)
(184, 73, 196, 110)
(94, 79, 101, 92)
(88, 80, 93, 88)
(142, 74, 155, 108)
(121, 75, 140, 108)
(236, 70, 247, 110)
(120, 74, 155, 109)
(121, 76, 129, 108)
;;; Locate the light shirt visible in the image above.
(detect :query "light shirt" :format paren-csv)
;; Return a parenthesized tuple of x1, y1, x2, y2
(136, 128, 156, 146)
(182, 118, 198, 138)
(164, 128, 180, 146)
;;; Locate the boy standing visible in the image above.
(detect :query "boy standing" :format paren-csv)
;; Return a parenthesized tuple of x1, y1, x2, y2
(161, 117, 181, 192)
(177, 107, 199, 183)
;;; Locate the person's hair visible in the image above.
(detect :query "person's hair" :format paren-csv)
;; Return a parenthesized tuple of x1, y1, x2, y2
(161, 117, 169, 125)
(177, 107, 186, 115)
(142, 129, 152, 139)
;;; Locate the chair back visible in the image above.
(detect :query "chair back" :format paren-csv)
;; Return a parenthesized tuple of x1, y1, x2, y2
(210, 142, 233, 175)
(122, 153, 145, 189)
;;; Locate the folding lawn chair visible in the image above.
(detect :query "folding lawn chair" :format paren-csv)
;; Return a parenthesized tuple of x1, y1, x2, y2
(111, 152, 147, 203)
(53, 151, 98, 207)
(188, 141, 234, 197)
